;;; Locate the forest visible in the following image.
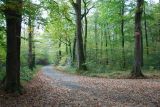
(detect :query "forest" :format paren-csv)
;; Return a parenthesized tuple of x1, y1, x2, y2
(0, 0, 160, 106)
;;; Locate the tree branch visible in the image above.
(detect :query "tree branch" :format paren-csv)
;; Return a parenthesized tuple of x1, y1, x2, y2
(58, 37, 70, 46)
(69, 0, 77, 8)
(81, 5, 94, 20)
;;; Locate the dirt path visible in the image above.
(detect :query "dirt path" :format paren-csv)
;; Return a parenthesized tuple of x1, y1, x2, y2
(42, 66, 81, 90)
(42, 66, 160, 107)
(0, 65, 160, 107)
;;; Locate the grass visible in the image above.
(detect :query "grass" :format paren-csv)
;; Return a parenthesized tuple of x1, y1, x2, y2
(56, 65, 160, 79)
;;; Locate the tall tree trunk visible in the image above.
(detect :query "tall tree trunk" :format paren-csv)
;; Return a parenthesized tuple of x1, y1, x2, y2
(108, 30, 113, 64)
(83, 0, 88, 59)
(158, 0, 160, 42)
(141, 34, 144, 66)
(4, 0, 22, 92)
(100, 25, 103, 62)
(71, 0, 87, 70)
(104, 25, 108, 64)
(32, 42, 36, 68)
(94, 15, 98, 62)
(28, 16, 33, 70)
(144, 4, 149, 55)
(68, 38, 72, 59)
(121, 0, 126, 69)
(72, 34, 76, 62)
(66, 43, 68, 55)
(131, 0, 144, 78)
(58, 39, 62, 62)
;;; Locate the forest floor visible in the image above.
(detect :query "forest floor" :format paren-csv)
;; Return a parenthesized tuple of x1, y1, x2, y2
(0, 65, 160, 107)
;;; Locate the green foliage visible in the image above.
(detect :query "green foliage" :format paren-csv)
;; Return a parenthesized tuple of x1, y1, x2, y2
(59, 65, 160, 79)
(20, 66, 41, 81)
(46, 0, 159, 76)
(1, 0, 159, 80)
(57, 65, 77, 74)
(0, 66, 41, 82)
(0, 67, 5, 80)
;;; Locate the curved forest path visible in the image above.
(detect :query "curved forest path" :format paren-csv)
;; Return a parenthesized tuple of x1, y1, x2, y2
(42, 66, 160, 106)
(0, 65, 160, 107)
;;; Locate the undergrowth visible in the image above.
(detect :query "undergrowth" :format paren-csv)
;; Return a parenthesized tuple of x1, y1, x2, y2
(56, 65, 160, 79)
(20, 65, 42, 82)
(0, 65, 42, 82)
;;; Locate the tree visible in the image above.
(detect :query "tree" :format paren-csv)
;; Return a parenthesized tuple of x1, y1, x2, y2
(70, 0, 87, 70)
(28, 15, 34, 70)
(82, 0, 94, 58)
(131, 0, 144, 78)
(24, 0, 44, 69)
(121, 0, 126, 68)
(4, 0, 23, 92)
(94, 13, 98, 61)
(27, 1, 37, 70)
(144, 2, 149, 55)
(158, 1, 160, 42)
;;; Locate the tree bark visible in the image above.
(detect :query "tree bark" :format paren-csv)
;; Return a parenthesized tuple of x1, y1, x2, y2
(157, 0, 160, 42)
(4, 0, 22, 92)
(100, 25, 103, 62)
(32, 42, 36, 68)
(28, 16, 33, 70)
(58, 39, 62, 62)
(141, 34, 144, 66)
(104, 25, 108, 64)
(83, 0, 88, 59)
(68, 38, 72, 59)
(94, 15, 98, 62)
(72, 34, 76, 62)
(131, 0, 144, 78)
(71, 0, 87, 70)
(144, 3, 149, 55)
(121, 0, 126, 69)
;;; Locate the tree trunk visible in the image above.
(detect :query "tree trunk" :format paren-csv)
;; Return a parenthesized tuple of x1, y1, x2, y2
(108, 30, 113, 64)
(72, 34, 76, 62)
(104, 25, 108, 64)
(131, 0, 144, 78)
(144, 4, 149, 55)
(4, 0, 22, 92)
(66, 43, 68, 55)
(73, 0, 87, 70)
(32, 42, 36, 68)
(83, 1, 88, 59)
(121, 0, 126, 69)
(158, 0, 160, 42)
(141, 34, 144, 67)
(100, 26, 103, 62)
(58, 39, 62, 62)
(68, 38, 72, 59)
(28, 16, 33, 70)
(94, 15, 98, 62)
